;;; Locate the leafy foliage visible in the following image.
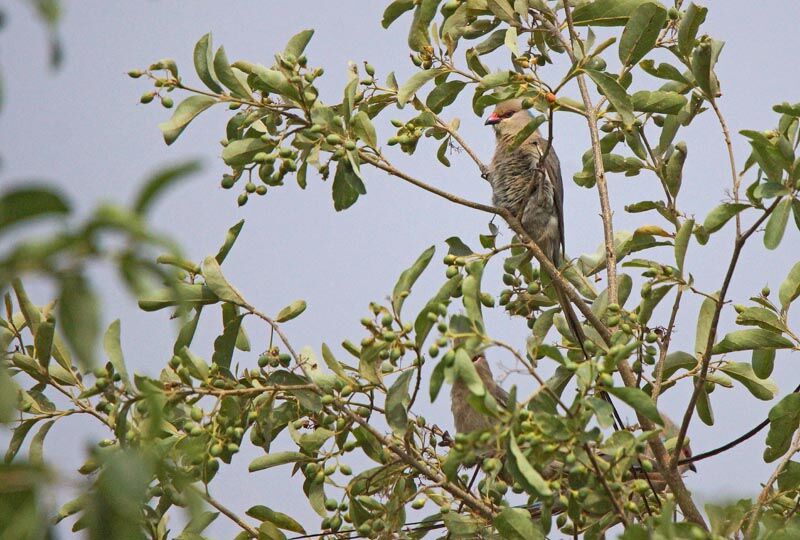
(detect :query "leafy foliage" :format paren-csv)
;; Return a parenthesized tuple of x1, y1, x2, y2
(4, 1, 800, 539)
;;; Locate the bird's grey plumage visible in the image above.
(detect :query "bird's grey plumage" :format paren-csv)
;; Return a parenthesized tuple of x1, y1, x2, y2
(486, 99, 565, 265)
(450, 356, 508, 434)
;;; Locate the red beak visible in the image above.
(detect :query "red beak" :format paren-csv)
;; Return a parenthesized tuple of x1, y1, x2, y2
(485, 112, 501, 125)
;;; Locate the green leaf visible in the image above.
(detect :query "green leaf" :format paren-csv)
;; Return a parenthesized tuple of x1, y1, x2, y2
(677, 3, 708, 56)
(665, 141, 687, 197)
(201, 256, 246, 306)
(426, 80, 466, 113)
(640, 60, 692, 84)
(249, 451, 311, 472)
(284, 29, 314, 58)
(764, 197, 791, 250)
(28, 420, 54, 466)
(321, 343, 350, 381)
(212, 311, 243, 369)
(397, 69, 442, 108)
(475, 29, 507, 56)
(585, 69, 635, 128)
(618, 2, 666, 66)
(437, 138, 451, 167)
(674, 218, 693, 275)
(509, 115, 546, 150)
(661, 351, 698, 379)
(572, 0, 652, 26)
(793, 198, 800, 232)
(33, 316, 54, 369)
(275, 300, 307, 323)
(779, 462, 800, 496)
(407, 0, 439, 52)
(462, 261, 486, 331)
(216, 219, 244, 264)
(605, 386, 664, 426)
(0, 186, 70, 235)
(133, 160, 201, 214)
(181, 511, 219, 535)
(780, 261, 800, 310)
(358, 343, 384, 386)
(508, 434, 551, 496)
(332, 160, 365, 211)
(631, 90, 687, 114)
(736, 307, 787, 334)
(5, 419, 37, 463)
(158, 95, 217, 145)
(138, 282, 219, 312)
(712, 329, 794, 354)
(753, 348, 776, 379)
(213, 46, 252, 99)
(193, 33, 223, 93)
(488, 0, 517, 25)
(103, 320, 129, 385)
(382, 0, 415, 28)
(221, 138, 270, 167)
(703, 203, 750, 234)
(765, 393, 800, 462)
(504, 26, 519, 56)
(495, 507, 544, 540)
(59, 272, 99, 370)
(386, 370, 414, 435)
(718, 362, 777, 401)
(392, 245, 435, 316)
(429, 358, 446, 402)
(445, 236, 473, 256)
(691, 38, 722, 97)
(638, 283, 673, 325)
(453, 349, 485, 397)
(696, 383, 714, 425)
(246, 506, 306, 534)
(352, 111, 378, 148)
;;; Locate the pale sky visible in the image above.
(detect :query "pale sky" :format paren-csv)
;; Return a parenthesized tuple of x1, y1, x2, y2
(2, 1, 800, 537)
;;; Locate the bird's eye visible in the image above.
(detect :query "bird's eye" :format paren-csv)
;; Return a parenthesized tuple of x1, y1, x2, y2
(502, 112, 514, 118)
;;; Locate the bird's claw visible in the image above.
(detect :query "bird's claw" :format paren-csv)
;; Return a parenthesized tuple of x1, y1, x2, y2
(480, 165, 490, 180)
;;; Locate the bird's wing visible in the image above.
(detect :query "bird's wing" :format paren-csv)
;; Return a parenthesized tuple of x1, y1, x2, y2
(493, 384, 511, 410)
(542, 143, 566, 261)
(539, 136, 565, 262)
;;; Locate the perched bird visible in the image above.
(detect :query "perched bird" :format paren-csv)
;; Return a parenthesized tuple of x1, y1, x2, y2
(484, 99, 564, 265)
(484, 98, 591, 349)
(450, 354, 696, 487)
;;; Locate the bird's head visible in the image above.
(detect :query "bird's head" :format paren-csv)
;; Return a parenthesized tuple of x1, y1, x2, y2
(485, 99, 532, 137)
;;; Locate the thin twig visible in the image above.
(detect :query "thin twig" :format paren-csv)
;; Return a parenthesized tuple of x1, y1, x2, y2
(191, 485, 259, 538)
(652, 288, 684, 403)
(710, 99, 742, 235)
